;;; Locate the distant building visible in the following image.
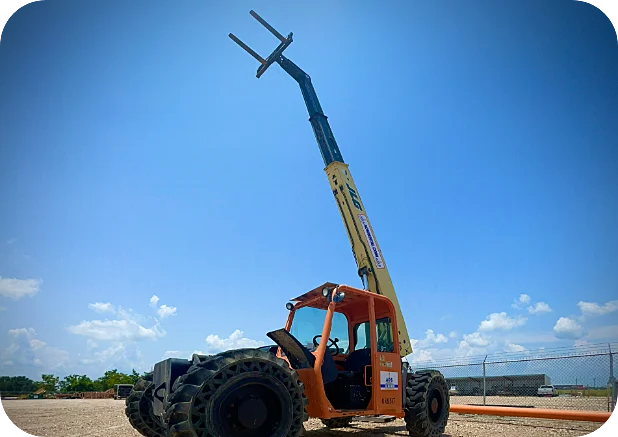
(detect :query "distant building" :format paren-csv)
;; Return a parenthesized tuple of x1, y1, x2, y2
(446, 374, 551, 396)
(28, 388, 46, 399)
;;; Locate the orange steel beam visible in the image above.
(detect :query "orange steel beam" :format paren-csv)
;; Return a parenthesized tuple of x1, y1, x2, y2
(450, 404, 612, 423)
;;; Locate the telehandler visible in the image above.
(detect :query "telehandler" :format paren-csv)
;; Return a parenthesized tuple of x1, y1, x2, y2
(125, 10, 450, 437)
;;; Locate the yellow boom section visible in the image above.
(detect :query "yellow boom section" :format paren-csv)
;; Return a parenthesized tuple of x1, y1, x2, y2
(325, 161, 413, 356)
(228, 11, 413, 357)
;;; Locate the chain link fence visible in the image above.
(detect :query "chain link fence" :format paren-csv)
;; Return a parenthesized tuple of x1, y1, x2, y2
(412, 342, 618, 412)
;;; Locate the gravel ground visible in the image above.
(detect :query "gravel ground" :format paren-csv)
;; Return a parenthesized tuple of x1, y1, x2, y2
(1, 399, 605, 437)
(450, 396, 609, 412)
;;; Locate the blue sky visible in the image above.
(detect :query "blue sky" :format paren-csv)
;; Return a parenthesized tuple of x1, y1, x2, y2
(0, 0, 617, 380)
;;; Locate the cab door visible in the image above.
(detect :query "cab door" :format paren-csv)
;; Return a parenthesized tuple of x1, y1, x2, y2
(369, 297, 404, 416)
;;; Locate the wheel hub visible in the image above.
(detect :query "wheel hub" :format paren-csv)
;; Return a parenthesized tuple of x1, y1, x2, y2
(210, 373, 289, 437)
(427, 387, 444, 423)
(238, 398, 268, 429)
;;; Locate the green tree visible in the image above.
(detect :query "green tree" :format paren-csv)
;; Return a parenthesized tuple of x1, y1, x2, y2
(93, 369, 134, 391)
(129, 369, 141, 384)
(59, 374, 95, 393)
(39, 374, 59, 393)
(0, 376, 37, 395)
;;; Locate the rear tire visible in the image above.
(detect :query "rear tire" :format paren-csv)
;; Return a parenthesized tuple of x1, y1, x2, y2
(125, 373, 166, 437)
(321, 417, 353, 428)
(164, 348, 308, 437)
(404, 370, 449, 437)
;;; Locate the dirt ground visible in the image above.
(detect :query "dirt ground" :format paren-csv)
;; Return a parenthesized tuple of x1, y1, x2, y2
(1, 399, 606, 437)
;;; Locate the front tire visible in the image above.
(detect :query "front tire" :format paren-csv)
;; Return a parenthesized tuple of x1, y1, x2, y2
(164, 348, 308, 437)
(404, 370, 449, 437)
(125, 373, 166, 437)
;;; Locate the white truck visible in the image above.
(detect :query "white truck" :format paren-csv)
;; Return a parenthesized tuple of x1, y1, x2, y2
(537, 384, 558, 397)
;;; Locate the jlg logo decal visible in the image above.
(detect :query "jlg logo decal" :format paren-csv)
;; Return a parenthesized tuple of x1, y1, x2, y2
(346, 183, 363, 211)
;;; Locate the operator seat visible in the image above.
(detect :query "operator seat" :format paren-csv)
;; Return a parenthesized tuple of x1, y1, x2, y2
(343, 348, 371, 372)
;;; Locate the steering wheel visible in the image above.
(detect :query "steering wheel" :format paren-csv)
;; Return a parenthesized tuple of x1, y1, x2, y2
(312, 335, 341, 356)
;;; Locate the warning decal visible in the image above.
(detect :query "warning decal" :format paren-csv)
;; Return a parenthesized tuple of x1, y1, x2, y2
(380, 371, 399, 390)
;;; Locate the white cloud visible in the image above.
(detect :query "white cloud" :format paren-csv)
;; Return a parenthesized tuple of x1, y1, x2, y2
(9, 328, 36, 337)
(512, 294, 531, 309)
(29, 339, 47, 350)
(149, 295, 160, 308)
(149, 296, 177, 319)
(553, 317, 586, 340)
(205, 330, 264, 353)
(410, 329, 449, 352)
(423, 329, 448, 344)
(519, 294, 531, 304)
(528, 302, 552, 314)
(157, 304, 177, 318)
(449, 331, 458, 339)
(462, 332, 490, 347)
(2, 327, 69, 370)
(408, 349, 433, 363)
(163, 350, 182, 359)
(479, 312, 527, 331)
(88, 302, 115, 314)
(116, 307, 142, 323)
(69, 298, 175, 349)
(411, 331, 493, 362)
(456, 338, 490, 357)
(0, 277, 41, 300)
(78, 342, 147, 373)
(577, 300, 618, 317)
(80, 343, 126, 365)
(67, 319, 165, 342)
(86, 339, 98, 350)
(505, 343, 526, 353)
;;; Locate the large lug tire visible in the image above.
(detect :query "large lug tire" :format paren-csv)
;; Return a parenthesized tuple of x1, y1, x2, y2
(164, 348, 309, 437)
(125, 373, 166, 437)
(404, 370, 450, 437)
(320, 417, 353, 428)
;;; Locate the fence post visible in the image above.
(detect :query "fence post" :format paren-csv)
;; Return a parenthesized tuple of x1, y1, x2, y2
(483, 355, 487, 406)
(610, 344, 616, 412)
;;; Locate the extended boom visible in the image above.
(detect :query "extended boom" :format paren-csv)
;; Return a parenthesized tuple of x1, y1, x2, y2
(229, 11, 412, 356)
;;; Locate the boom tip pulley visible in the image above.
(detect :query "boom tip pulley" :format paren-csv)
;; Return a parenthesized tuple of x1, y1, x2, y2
(229, 10, 293, 78)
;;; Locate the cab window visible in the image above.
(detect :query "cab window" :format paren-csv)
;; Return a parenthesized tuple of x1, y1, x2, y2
(290, 307, 350, 354)
(353, 317, 395, 353)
